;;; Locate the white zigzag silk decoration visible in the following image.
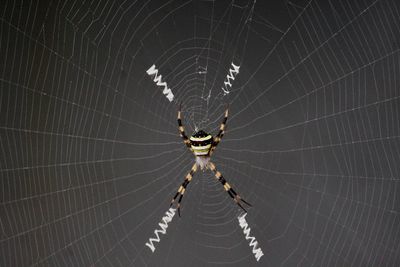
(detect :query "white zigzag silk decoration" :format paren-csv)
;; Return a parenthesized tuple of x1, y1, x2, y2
(145, 208, 176, 252)
(238, 213, 264, 262)
(221, 62, 240, 95)
(146, 64, 175, 102)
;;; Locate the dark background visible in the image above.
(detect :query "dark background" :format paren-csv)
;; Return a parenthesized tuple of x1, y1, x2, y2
(1, 0, 400, 266)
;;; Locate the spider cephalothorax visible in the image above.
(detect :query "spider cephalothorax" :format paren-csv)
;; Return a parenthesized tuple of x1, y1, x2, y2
(171, 104, 251, 216)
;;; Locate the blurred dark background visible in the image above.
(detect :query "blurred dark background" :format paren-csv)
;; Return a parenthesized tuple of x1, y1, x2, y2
(1, 0, 400, 266)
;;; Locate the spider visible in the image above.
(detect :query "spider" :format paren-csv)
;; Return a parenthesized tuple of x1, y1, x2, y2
(170, 104, 252, 216)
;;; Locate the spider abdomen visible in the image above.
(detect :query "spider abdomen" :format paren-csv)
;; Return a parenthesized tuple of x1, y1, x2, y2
(190, 130, 212, 156)
(191, 143, 212, 155)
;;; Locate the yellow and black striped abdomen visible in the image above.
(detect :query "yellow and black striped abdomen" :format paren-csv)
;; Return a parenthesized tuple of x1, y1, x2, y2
(190, 130, 212, 156)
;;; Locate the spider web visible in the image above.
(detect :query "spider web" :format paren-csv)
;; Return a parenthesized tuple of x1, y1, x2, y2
(1, 0, 400, 266)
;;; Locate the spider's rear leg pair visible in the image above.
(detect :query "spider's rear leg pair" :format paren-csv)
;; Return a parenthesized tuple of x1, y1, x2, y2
(170, 162, 251, 216)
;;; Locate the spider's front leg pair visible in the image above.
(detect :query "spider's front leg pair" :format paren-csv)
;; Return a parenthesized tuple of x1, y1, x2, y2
(208, 162, 252, 213)
(170, 161, 252, 216)
(169, 163, 197, 217)
(171, 104, 251, 216)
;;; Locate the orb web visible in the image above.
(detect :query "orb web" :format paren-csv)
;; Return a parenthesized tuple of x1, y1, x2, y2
(1, 0, 400, 266)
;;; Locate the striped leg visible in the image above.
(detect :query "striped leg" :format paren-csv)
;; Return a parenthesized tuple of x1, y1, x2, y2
(208, 162, 252, 213)
(210, 105, 228, 154)
(170, 163, 198, 216)
(177, 104, 192, 149)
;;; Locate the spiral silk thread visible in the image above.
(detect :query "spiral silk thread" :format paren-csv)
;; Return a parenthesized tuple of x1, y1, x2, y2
(238, 213, 264, 262)
(146, 64, 174, 102)
(221, 62, 240, 95)
(145, 208, 176, 252)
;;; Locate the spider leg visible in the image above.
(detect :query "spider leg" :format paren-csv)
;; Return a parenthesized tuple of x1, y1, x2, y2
(208, 162, 252, 213)
(210, 105, 228, 155)
(170, 163, 198, 216)
(177, 104, 192, 150)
